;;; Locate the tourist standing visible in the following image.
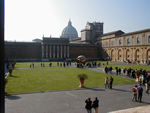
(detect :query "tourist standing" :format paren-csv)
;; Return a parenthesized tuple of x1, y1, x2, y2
(104, 77, 109, 89)
(104, 66, 108, 74)
(109, 76, 114, 89)
(132, 85, 138, 101)
(85, 98, 92, 113)
(92, 97, 99, 113)
(137, 84, 143, 102)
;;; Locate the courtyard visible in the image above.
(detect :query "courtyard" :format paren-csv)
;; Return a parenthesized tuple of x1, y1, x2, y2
(5, 62, 150, 113)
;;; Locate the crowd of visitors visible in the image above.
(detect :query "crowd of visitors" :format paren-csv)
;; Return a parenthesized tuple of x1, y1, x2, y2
(104, 66, 150, 93)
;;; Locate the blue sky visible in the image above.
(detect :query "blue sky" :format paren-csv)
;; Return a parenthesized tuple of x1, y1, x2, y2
(5, 0, 150, 41)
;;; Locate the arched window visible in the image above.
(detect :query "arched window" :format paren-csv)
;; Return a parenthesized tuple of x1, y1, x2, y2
(137, 36, 140, 44)
(127, 38, 130, 44)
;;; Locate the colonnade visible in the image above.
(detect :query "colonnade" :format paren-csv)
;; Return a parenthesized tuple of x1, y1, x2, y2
(42, 44, 69, 59)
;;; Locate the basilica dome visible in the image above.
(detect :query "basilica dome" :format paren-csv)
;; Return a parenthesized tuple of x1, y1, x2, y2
(61, 20, 78, 40)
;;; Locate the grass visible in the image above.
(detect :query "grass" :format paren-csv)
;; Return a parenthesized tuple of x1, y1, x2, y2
(5, 68, 135, 94)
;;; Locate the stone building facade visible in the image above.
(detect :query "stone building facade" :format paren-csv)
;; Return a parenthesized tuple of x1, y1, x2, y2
(5, 38, 99, 61)
(5, 42, 41, 61)
(81, 22, 103, 43)
(5, 21, 101, 61)
(41, 38, 70, 59)
(4, 20, 150, 63)
(98, 29, 150, 63)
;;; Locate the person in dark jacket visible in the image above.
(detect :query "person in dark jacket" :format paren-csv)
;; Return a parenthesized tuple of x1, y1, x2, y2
(109, 76, 114, 89)
(137, 84, 143, 102)
(92, 97, 99, 113)
(85, 98, 92, 113)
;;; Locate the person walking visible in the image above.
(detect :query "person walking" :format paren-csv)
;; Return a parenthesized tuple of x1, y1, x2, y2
(85, 98, 92, 113)
(137, 84, 143, 102)
(132, 85, 138, 101)
(92, 97, 99, 113)
(104, 77, 109, 89)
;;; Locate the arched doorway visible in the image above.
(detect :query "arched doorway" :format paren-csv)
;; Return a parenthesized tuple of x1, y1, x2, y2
(118, 49, 122, 61)
(111, 49, 115, 61)
(146, 49, 150, 61)
(126, 49, 131, 62)
(135, 49, 141, 63)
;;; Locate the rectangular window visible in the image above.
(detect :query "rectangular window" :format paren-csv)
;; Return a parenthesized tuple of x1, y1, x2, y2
(148, 36, 150, 43)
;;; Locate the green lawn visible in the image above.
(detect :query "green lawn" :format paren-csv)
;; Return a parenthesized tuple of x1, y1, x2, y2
(5, 68, 135, 94)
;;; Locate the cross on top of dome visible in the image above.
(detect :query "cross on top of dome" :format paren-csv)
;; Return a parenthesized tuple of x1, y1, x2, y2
(68, 19, 72, 26)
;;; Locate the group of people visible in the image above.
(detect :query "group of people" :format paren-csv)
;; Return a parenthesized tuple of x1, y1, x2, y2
(29, 63, 34, 68)
(85, 97, 99, 113)
(132, 84, 143, 102)
(57, 62, 72, 67)
(104, 66, 113, 74)
(104, 76, 114, 89)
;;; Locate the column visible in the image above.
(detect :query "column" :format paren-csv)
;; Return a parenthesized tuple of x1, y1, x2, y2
(67, 45, 69, 58)
(61, 45, 63, 58)
(49, 45, 52, 58)
(47, 45, 49, 58)
(53, 45, 55, 58)
(41, 44, 44, 59)
(46, 45, 48, 58)
(131, 48, 134, 61)
(57, 45, 59, 58)
(64, 45, 66, 58)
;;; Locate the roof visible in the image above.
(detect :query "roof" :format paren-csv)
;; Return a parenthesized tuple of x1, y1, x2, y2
(121, 28, 150, 36)
(101, 30, 124, 37)
(43, 37, 69, 44)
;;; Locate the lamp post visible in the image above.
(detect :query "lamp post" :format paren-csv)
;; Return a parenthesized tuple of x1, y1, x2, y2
(0, 0, 5, 112)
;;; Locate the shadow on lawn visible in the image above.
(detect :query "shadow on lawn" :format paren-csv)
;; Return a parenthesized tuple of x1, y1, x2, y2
(9, 75, 19, 78)
(5, 95, 21, 100)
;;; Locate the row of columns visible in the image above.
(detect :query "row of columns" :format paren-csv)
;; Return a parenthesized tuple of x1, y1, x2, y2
(42, 44, 69, 59)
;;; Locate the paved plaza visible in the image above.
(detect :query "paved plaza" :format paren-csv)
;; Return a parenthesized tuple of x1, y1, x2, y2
(5, 84, 150, 113)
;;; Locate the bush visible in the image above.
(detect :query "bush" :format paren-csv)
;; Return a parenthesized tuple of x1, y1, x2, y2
(77, 73, 88, 80)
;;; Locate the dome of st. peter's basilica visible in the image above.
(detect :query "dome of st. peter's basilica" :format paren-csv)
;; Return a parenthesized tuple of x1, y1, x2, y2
(60, 20, 78, 40)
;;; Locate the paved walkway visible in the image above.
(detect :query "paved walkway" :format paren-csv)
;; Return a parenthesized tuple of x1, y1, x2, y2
(109, 105, 150, 113)
(5, 84, 150, 113)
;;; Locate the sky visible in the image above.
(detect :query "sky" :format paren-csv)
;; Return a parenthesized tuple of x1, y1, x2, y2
(5, 0, 150, 41)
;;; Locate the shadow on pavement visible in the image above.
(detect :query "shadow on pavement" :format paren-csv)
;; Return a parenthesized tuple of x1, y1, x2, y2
(5, 95, 21, 100)
(111, 88, 131, 92)
(84, 87, 105, 91)
(141, 101, 150, 105)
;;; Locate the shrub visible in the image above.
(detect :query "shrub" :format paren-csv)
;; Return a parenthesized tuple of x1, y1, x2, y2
(77, 73, 88, 80)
